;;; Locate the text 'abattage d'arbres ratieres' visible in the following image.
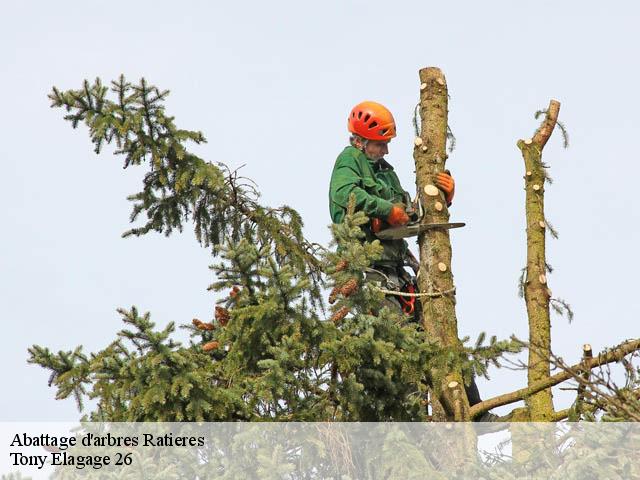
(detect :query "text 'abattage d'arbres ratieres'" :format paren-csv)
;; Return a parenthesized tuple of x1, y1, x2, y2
(9, 432, 206, 470)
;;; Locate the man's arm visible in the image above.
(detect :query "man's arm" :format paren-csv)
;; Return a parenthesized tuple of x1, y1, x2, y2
(330, 163, 394, 220)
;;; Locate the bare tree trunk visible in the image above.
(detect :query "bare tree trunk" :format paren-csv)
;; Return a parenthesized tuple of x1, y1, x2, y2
(414, 67, 469, 421)
(518, 100, 560, 421)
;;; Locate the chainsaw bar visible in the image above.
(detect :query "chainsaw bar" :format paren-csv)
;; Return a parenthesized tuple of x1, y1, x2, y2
(375, 222, 466, 240)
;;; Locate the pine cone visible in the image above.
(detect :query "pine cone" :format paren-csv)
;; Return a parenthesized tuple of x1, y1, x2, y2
(215, 306, 230, 326)
(229, 285, 240, 299)
(328, 286, 340, 305)
(335, 260, 349, 272)
(197, 322, 215, 331)
(202, 341, 219, 352)
(192, 318, 203, 328)
(339, 278, 359, 297)
(330, 306, 350, 323)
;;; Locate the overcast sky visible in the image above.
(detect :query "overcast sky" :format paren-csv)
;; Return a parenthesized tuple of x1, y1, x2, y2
(2, 0, 639, 420)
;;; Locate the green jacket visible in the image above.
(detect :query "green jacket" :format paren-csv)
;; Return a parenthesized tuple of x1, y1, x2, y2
(329, 146, 409, 265)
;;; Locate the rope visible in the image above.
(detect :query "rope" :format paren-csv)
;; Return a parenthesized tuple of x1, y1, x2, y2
(375, 286, 456, 299)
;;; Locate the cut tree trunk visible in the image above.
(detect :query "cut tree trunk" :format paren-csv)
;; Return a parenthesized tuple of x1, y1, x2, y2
(517, 100, 560, 421)
(414, 67, 469, 421)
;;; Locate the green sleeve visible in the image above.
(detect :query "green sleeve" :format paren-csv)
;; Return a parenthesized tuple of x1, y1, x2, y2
(330, 160, 393, 222)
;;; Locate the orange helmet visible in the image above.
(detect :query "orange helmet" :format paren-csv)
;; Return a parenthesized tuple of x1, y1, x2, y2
(348, 101, 397, 141)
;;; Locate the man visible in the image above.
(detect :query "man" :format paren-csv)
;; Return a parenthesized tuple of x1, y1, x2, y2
(329, 100, 454, 311)
(329, 100, 490, 410)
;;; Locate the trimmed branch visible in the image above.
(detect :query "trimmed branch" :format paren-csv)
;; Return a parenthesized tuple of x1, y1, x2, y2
(551, 408, 570, 422)
(574, 343, 593, 417)
(469, 339, 640, 417)
(518, 99, 561, 421)
(533, 100, 561, 149)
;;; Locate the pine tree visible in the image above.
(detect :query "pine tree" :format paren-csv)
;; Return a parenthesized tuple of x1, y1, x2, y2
(30, 75, 640, 428)
(28, 76, 519, 423)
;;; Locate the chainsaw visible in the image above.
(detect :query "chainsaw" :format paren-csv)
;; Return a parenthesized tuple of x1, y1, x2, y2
(372, 193, 465, 241)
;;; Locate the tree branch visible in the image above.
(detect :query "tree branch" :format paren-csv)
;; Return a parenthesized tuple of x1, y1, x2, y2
(532, 99, 560, 149)
(551, 408, 570, 422)
(469, 339, 640, 417)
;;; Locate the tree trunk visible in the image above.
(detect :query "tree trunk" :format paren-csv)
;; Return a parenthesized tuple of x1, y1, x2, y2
(518, 100, 560, 421)
(414, 67, 469, 421)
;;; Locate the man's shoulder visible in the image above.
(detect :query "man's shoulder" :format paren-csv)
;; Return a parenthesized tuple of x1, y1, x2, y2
(335, 146, 365, 167)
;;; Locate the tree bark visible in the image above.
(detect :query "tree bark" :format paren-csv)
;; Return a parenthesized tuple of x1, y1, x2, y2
(414, 67, 468, 421)
(517, 100, 560, 421)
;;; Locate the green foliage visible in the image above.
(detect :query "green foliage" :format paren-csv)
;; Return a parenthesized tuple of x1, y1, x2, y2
(322, 208, 438, 420)
(30, 307, 249, 421)
(33, 206, 518, 421)
(30, 207, 452, 421)
(48, 76, 322, 283)
(550, 297, 574, 323)
(464, 334, 522, 382)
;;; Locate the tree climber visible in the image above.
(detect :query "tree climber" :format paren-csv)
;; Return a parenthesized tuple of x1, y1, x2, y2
(329, 100, 488, 409)
(329, 100, 455, 311)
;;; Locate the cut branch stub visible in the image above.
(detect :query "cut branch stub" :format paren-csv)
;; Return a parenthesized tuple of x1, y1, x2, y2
(449, 381, 463, 421)
(575, 343, 594, 418)
(424, 184, 440, 196)
(533, 100, 561, 149)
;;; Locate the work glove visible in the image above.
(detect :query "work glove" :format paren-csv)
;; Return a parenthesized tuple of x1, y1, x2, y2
(386, 204, 410, 226)
(435, 170, 455, 206)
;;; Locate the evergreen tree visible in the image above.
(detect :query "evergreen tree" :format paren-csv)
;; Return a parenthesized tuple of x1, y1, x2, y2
(29, 77, 515, 422)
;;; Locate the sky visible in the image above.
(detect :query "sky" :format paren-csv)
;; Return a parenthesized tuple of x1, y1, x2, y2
(1, 0, 639, 420)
